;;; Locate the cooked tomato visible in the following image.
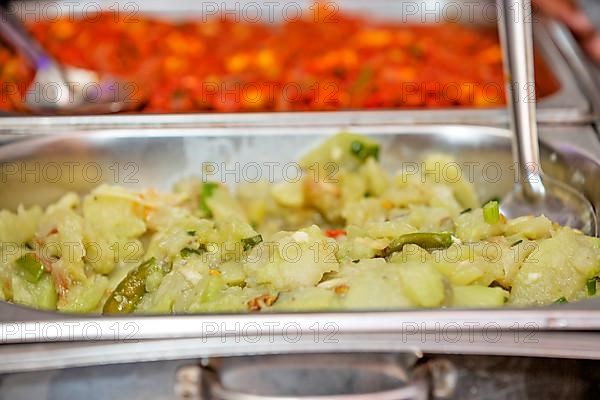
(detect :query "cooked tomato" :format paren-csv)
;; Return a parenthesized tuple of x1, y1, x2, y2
(325, 229, 347, 239)
(0, 7, 559, 113)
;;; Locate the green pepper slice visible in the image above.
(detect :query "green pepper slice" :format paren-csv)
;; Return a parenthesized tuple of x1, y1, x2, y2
(350, 140, 380, 162)
(103, 258, 158, 314)
(15, 253, 46, 283)
(199, 182, 219, 216)
(242, 234, 263, 251)
(587, 278, 598, 296)
(483, 200, 500, 224)
(553, 296, 568, 304)
(379, 232, 453, 258)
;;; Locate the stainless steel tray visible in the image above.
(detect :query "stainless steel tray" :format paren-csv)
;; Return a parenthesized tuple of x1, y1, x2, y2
(0, 0, 593, 137)
(2, 354, 599, 399)
(1, 123, 600, 355)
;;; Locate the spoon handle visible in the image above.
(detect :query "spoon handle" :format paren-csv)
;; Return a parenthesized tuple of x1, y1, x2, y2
(497, 0, 546, 200)
(0, 6, 54, 70)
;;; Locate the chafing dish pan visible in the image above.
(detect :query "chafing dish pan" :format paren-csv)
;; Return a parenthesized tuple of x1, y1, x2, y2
(1, 124, 600, 375)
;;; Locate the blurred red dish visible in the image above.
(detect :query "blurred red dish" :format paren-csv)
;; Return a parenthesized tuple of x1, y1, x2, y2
(0, 7, 559, 113)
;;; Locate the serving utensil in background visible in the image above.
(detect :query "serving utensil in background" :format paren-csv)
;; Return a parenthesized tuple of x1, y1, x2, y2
(497, 0, 597, 236)
(0, 6, 143, 114)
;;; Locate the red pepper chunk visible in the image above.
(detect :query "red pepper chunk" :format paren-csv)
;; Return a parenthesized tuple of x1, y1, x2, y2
(325, 229, 347, 239)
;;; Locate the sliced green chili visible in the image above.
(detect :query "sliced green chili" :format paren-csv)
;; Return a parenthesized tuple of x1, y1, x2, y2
(483, 197, 501, 205)
(15, 253, 46, 283)
(587, 278, 598, 296)
(242, 234, 263, 251)
(483, 200, 500, 224)
(350, 140, 380, 162)
(103, 258, 158, 314)
(180, 245, 207, 258)
(351, 67, 373, 94)
(379, 232, 453, 258)
(199, 182, 219, 216)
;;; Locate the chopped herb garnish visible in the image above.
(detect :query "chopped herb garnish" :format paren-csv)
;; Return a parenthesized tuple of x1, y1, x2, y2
(351, 67, 373, 94)
(511, 239, 523, 247)
(350, 140, 380, 161)
(483, 197, 501, 206)
(187, 230, 196, 236)
(352, 259, 360, 264)
(409, 44, 423, 58)
(242, 234, 263, 251)
(553, 297, 568, 304)
(587, 278, 598, 296)
(483, 200, 500, 224)
(15, 253, 46, 283)
(200, 182, 219, 216)
(460, 208, 472, 215)
(333, 66, 346, 79)
(350, 140, 363, 155)
(180, 245, 207, 258)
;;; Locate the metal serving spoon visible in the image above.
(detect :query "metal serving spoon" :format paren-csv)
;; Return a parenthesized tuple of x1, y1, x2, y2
(0, 7, 142, 114)
(497, 0, 597, 236)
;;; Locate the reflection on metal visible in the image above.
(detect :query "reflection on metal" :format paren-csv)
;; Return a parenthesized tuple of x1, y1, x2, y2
(174, 354, 455, 400)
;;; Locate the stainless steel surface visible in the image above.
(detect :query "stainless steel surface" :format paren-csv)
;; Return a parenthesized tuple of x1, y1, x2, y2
(497, 0, 597, 235)
(0, 124, 600, 356)
(0, 0, 592, 136)
(501, 174, 598, 234)
(498, 0, 544, 200)
(0, 6, 141, 114)
(0, 5, 49, 69)
(1, 124, 599, 213)
(545, 20, 600, 122)
(186, 354, 431, 400)
(3, 355, 599, 400)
